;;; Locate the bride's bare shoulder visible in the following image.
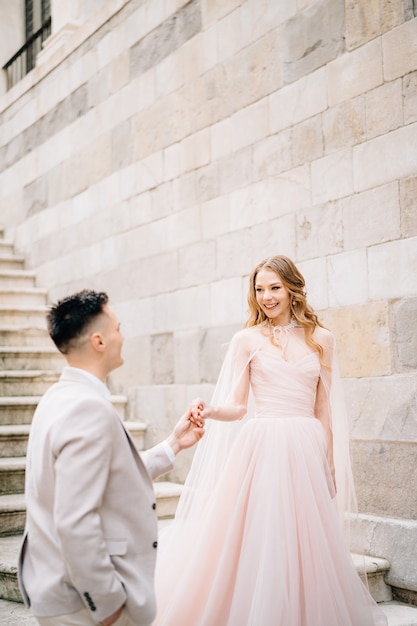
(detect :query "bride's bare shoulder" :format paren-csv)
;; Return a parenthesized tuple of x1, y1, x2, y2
(313, 325, 334, 346)
(232, 324, 269, 348)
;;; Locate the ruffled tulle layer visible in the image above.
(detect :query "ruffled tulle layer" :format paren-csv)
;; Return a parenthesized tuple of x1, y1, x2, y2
(154, 416, 386, 626)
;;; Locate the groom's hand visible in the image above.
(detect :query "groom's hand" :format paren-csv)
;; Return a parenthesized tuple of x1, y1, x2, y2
(167, 407, 205, 455)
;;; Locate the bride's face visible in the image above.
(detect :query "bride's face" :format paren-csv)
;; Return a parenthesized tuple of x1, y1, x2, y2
(254, 268, 291, 326)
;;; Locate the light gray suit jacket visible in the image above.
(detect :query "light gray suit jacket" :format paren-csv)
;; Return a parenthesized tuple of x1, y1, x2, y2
(18, 367, 173, 625)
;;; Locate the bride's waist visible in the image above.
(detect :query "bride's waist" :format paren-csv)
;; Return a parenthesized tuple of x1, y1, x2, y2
(255, 409, 315, 419)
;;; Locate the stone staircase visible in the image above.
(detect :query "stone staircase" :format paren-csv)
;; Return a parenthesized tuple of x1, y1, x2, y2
(0, 227, 182, 605)
(0, 227, 416, 625)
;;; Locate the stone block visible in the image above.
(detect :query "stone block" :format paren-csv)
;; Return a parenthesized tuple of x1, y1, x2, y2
(109, 51, 130, 95)
(166, 285, 211, 331)
(173, 328, 204, 384)
(345, 0, 406, 51)
(311, 148, 353, 204)
(327, 249, 368, 307)
(216, 229, 253, 280)
(155, 49, 185, 99)
(181, 26, 217, 83)
(127, 251, 179, 298)
(368, 236, 417, 300)
(217, 7, 242, 62)
(163, 142, 181, 182)
(199, 324, 240, 383)
(180, 128, 210, 174)
(178, 239, 217, 288)
(209, 277, 246, 326)
(298, 257, 329, 311)
(400, 175, 417, 237)
(283, 0, 345, 84)
(403, 71, 417, 125)
(229, 181, 271, 230)
(296, 201, 343, 261)
(393, 297, 417, 372)
(322, 96, 366, 154)
(345, 372, 417, 442)
(240, 0, 296, 48)
(211, 117, 232, 161)
(351, 440, 417, 519)
(382, 17, 417, 81)
(150, 182, 175, 220)
(23, 177, 48, 216)
(200, 196, 231, 239)
(365, 80, 403, 139)
(252, 130, 293, 180)
(350, 514, 417, 594)
(150, 333, 174, 384)
(268, 165, 311, 217)
(250, 214, 297, 266)
(201, 0, 243, 24)
(130, 0, 201, 76)
(111, 119, 133, 170)
(291, 114, 323, 167)
(342, 182, 401, 250)
(172, 171, 197, 210)
(269, 67, 327, 134)
(353, 123, 417, 192)
(319, 301, 391, 377)
(195, 161, 220, 203)
(230, 98, 269, 153)
(219, 147, 253, 195)
(327, 38, 383, 107)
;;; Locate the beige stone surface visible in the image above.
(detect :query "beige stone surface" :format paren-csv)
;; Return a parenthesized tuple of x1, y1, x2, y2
(230, 98, 269, 153)
(365, 79, 403, 139)
(327, 249, 368, 307)
(345, 0, 406, 51)
(296, 201, 343, 261)
(327, 38, 383, 106)
(352, 440, 417, 519)
(311, 148, 353, 204)
(320, 302, 391, 378)
(382, 17, 417, 81)
(353, 122, 417, 192)
(342, 182, 401, 250)
(291, 114, 323, 167)
(323, 96, 366, 153)
(403, 70, 417, 124)
(400, 176, 417, 237)
(201, 0, 243, 24)
(368, 236, 417, 300)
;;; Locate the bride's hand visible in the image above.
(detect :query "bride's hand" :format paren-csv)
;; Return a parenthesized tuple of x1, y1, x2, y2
(190, 398, 211, 422)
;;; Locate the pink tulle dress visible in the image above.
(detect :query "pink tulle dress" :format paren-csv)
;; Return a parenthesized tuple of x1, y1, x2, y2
(153, 325, 388, 626)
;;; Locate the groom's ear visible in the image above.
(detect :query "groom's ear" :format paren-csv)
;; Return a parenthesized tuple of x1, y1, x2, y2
(90, 331, 105, 353)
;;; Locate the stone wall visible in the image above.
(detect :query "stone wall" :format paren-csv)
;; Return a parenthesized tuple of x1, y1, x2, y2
(0, 0, 416, 591)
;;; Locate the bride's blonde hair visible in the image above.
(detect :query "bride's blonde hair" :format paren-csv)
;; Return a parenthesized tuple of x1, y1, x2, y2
(245, 255, 325, 360)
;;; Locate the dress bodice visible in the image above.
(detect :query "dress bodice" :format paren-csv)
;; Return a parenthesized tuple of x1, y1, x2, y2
(249, 348, 320, 419)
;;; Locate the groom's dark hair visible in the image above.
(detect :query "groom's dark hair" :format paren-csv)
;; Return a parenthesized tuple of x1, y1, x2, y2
(47, 289, 109, 354)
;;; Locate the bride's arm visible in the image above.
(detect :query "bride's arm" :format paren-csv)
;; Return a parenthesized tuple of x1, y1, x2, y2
(314, 376, 336, 489)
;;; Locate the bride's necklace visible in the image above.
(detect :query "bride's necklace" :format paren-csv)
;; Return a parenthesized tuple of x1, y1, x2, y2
(268, 317, 298, 359)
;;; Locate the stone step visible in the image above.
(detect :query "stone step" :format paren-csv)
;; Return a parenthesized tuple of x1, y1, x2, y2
(0, 255, 25, 271)
(0, 288, 47, 307)
(0, 347, 64, 370)
(0, 426, 30, 457)
(0, 394, 128, 425)
(0, 306, 48, 328)
(0, 271, 36, 289)
(0, 481, 183, 600)
(352, 553, 393, 603)
(0, 371, 60, 396)
(0, 327, 51, 347)
(0, 459, 25, 496)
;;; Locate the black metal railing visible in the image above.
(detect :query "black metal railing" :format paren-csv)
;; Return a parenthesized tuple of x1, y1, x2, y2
(2, 16, 52, 90)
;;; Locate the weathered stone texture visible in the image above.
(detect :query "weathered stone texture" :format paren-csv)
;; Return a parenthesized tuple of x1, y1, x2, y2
(400, 176, 417, 237)
(368, 236, 417, 301)
(392, 297, 417, 372)
(342, 182, 401, 250)
(365, 80, 403, 139)
(130, 0, 202, 77)
(403, 71, 417, 125)
(291, 114, 323, 167)
(296, 201, 343, 261)
(283, 0, 345, 84)
(320, 302, 391, 378)
(382, 17, 417, 80)
(323, 96, 366, 154)
(345, 0, 408, 50)
(151, 333, 174, 384)
(352, 440, 417, 519)
(311, 148, 353, 204)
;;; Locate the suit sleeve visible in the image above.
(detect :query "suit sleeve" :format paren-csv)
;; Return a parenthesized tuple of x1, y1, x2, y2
(141, 442, 174, 480)
(52, 398, 127, 623)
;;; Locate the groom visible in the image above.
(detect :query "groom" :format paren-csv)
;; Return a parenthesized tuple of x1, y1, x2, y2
(18, 289, 204, 626)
